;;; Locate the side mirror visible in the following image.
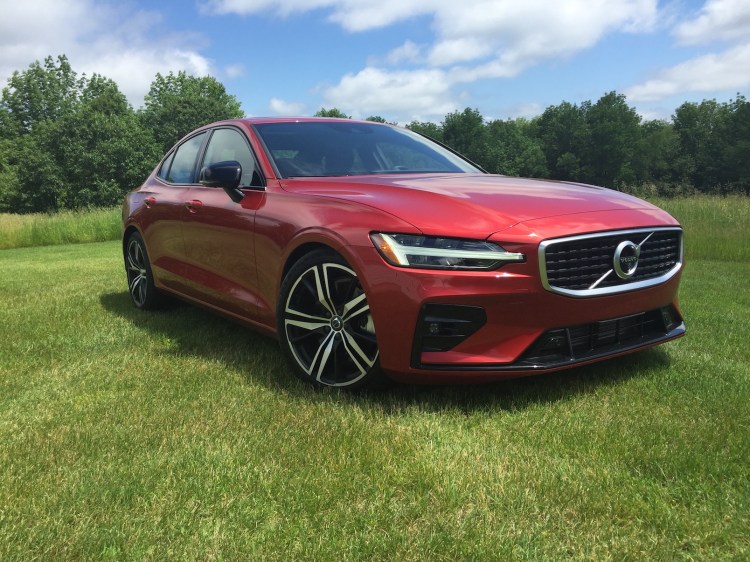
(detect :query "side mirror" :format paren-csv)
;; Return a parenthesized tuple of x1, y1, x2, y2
(199, 160, 244, 203)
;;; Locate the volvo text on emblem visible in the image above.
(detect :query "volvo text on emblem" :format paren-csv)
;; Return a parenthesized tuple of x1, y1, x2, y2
(613, 240, 640, 279)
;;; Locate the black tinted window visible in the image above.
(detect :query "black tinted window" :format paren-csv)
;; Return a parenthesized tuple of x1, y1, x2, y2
(255, 121, 480, 177)
(202, 128, 261, 187)
(167, 133, 206, 184)
(157, 151, 175, 181)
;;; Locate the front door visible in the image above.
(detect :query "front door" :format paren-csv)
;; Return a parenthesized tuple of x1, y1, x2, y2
(180, 127, 267, 320)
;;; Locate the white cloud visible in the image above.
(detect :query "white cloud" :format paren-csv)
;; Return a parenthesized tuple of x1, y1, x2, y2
(427, 0, 656, 69)
(269, 97, 307, 115)
(320, 0, 658, 120)
(202, 0, 433, 31)
(674, 0, 750, 45)
(507, 103, 545, 120)
(626, 42, 750, 101)
(202, 0, 336, 18)
(323, 67, 457, 121)
(0, 0, 215, 107)
(78, 49, 212, 106)
(0, 0, 92, 81)
(205, 0, 658, 119)
(428, 38, 493, 67)
(205, 0, 657, 60)
(204, 0, 657, 38)
(625, 0, 750, 104)
(324, 0, 434, 32)
(386, 41, 422, 65)
(224, 63, 247, 78)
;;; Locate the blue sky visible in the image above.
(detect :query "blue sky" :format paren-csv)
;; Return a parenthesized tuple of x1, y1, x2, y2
(1, 0, 749, 123)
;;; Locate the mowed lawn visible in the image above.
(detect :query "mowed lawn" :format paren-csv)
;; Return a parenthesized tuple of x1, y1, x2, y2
(1, 203, 749, 559)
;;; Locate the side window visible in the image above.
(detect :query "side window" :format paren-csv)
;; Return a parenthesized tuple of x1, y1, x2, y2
(201, 128, 262, 187)
(167, 133, 206, 184)
(157, 151, 175, 181)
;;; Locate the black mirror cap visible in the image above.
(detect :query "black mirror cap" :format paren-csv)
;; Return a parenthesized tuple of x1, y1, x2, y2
(200, 160, 242, 189)
(199, 160, 244, 203)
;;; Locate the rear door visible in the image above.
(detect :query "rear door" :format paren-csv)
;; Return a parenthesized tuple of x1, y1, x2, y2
(139, 131, 207, 294)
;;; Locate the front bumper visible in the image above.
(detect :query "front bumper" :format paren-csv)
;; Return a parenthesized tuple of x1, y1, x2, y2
(347, 222, 685, 384)
(415, 304, 684, 372)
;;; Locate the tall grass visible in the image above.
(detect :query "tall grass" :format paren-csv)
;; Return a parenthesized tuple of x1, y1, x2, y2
(0, 207, 120, 250)
(652, 195, 750, 262)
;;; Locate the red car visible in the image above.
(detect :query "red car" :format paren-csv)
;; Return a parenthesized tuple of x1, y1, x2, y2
(123, 118, 685, 388)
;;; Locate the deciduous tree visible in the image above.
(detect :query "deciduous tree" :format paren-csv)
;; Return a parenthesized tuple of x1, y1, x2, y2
(586, 91, 641, 187)
(140, 71, 244, 152)
(534, 101, 591, 182)
(0, 55, 78, 138)
(314, 107, 350, 118)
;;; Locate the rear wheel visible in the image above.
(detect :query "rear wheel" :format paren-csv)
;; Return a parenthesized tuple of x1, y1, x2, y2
(124, 232, 164, 310)
(277, 250, 383, 389)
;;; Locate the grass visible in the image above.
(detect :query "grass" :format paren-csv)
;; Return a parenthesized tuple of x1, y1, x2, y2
(0, 207, 120, 250)
(652, 195, 750, 262)
(1, 196, 749, 560)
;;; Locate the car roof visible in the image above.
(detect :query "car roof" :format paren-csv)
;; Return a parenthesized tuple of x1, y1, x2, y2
(219, 117, 390, 127)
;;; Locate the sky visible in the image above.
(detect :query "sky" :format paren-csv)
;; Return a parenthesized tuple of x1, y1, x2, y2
(1, 0, 749, 124)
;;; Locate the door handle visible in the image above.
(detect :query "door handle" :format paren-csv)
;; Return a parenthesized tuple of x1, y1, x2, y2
(144, 196, 157, 208)
(186, 199, 203, 213)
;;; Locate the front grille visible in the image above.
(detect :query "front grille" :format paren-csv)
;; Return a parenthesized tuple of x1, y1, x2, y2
(539, 228, 682, 297)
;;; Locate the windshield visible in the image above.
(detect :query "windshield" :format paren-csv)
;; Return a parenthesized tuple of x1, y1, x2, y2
(254, 121, 482, 178)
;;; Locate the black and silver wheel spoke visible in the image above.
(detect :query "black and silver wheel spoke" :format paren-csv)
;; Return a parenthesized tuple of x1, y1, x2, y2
(314, 265, 337, 316)
(341, 330, 376, 374)
(341, 292, 368, 321)
(309, 330, 337, 381)
(284, 305, 330, 346)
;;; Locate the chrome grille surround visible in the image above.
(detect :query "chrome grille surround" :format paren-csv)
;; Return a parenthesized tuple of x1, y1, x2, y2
(539, 227, 683, 298)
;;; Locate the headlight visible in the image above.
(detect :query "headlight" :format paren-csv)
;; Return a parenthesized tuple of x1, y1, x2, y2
(370, 233, 525, 270)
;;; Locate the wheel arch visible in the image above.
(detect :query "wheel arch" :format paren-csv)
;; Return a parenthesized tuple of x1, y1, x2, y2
(122, 224, 141, 256)
(278, 232, 369, 291)
(281, 242, 336, 284)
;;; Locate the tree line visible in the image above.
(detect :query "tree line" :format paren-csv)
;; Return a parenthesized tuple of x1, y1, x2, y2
(321, 96, 749, 197)
(402, 94, 749, 197)
(0, 56, 243, 213)
(1, 56, 747, 214)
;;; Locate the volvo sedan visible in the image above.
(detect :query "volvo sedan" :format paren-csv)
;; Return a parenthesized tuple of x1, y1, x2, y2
(122, 118, 685, 388)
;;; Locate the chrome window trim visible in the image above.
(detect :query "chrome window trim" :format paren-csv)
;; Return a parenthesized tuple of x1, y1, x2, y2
(538, 227, 683, 298)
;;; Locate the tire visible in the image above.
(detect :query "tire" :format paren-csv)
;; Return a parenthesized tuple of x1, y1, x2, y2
(277, 250, 384, 389)
(124, 232, 164, 310)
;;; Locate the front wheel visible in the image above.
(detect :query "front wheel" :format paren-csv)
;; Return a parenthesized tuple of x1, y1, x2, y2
(277, 250, 384, 389)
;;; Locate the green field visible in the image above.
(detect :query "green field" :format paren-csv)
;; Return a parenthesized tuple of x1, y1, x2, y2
(0, 207, 121, 250)
(0, 198, 749, 560)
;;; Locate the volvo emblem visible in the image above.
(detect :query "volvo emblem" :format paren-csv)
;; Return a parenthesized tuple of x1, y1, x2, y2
(613, 240, 640, 279)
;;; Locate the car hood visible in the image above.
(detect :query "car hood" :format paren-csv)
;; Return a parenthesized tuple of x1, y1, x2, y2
(280, 173, 666, 238)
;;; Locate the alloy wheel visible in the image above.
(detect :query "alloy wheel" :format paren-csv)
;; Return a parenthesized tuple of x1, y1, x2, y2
(282, 261, 379, 387)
